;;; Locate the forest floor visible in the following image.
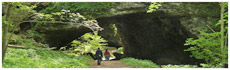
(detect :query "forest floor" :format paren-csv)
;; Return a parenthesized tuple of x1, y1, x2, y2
(89, 49, 131, 68)
(89, 60, 130, 68)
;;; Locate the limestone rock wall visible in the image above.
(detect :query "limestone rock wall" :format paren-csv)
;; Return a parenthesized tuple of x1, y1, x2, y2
(97, 2, 220, 65)
(20, 23, 91, 49)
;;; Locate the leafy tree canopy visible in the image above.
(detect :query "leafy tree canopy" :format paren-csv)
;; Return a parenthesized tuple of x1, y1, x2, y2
(39, 2, 118, 18)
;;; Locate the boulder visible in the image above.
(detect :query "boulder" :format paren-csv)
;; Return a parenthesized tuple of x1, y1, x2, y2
(113, 52, 124, 60)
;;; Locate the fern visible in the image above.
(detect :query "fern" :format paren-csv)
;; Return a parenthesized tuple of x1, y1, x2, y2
(69, 31, 108, 55)
(184, 30, 228, 67)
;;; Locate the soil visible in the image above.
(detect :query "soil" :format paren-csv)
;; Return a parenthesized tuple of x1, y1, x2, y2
(89, 60, 130, 68)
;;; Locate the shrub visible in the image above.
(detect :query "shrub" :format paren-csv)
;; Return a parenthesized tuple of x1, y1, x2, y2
(184, 30, 228, 67)
(66, 31, 108, 55)
(117, 47, 124, 54)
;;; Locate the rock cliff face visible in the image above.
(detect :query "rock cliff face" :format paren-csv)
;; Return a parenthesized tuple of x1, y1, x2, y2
(98, 23, 121, 48)
(97, 2, 220, 64)
(19, 2, 220, 65)
(97, 2, 150, 48)
(20, 23, 91, 49)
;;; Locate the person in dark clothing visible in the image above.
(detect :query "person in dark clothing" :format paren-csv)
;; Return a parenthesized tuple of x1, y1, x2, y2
(95, 48, 103, 65)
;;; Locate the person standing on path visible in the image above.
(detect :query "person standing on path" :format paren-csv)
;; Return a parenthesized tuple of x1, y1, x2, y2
(104, 49, 110, 61)
(95, 48, 103, 65)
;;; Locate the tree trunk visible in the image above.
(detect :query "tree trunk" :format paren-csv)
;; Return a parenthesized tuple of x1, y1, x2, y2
(2, 3, 13, 61)
(224, 31, 228, 48)
(219, 2, 225, 65)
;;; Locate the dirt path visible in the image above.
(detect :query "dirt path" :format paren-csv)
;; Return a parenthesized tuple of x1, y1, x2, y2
(89, 60, 130, 68)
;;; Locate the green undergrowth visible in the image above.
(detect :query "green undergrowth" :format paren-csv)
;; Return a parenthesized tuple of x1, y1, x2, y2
(161, 64, 198, 68)
(121, 58, 217, 68)
(121, 57, 160, 68)
(8, 32, 46, 49)
(160, 64, 224, 68)
(3, 48, 92, 68)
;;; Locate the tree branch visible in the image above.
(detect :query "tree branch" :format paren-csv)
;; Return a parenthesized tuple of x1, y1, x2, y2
(206, 25, 216, 33)
(8, 44, 27, 49)
(206, 25, 221, 38)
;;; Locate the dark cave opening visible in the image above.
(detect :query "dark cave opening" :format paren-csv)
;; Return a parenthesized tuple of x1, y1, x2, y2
(20, 23, 92, 49)
(96, 12, 204, 65)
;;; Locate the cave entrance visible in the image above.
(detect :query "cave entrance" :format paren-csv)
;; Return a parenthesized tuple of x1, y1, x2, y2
(20, 22, 92, 49)
(96, 12, 201, 65)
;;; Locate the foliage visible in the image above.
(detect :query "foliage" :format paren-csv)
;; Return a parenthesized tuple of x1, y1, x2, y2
(214, 3, 228, 32)
(33, 9, 103, 31)
(78, 55, 94, 62)
(39, 2, 118, 18)
(184, 30, 228, 67)
(161, 64, 198, 68)
(63, 31, 108, 55)
(184, 2, 228, 68)
(160, 64, 223, 68)
(112, 24, 118, 37)
(147, 2, 162, 13)
(7, 32, 45, 49)
(200, 63, 225, 68)
(218, 2, 227, 66)
(5, 2, 37, 32)
(2, 3, 42, 61)
(160, 64, 224, 68)
(121, 57, 160, 68)
(33, 9, 86, 22)
(117, 47, 124, 54)
(3, 48, 91, 68)
(216, 12, 228, 27)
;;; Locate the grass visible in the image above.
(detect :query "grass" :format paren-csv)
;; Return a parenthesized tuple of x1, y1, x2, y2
(3, 48, 93, 68)
(8, 33, 45, 49)
(120, 58, 200, 68)
(161, 64, 198, 68)
(121, 57, 160, 68)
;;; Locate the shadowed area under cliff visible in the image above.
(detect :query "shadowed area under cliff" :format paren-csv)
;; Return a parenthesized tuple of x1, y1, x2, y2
(20, 23, 92, 49)
(97, 12, 204, 65)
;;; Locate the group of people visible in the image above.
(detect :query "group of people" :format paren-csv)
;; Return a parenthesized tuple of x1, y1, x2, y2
(95, 48, 110, 65)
